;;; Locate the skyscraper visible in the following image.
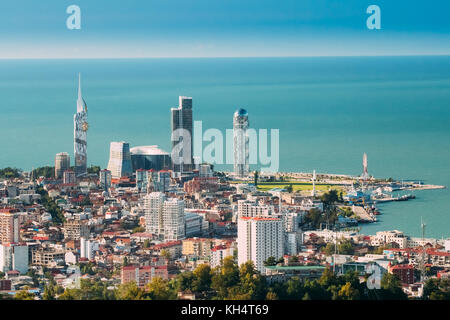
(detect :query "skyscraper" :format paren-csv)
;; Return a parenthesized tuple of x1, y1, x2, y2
(74, 73, 88, 177)
(171, 96, 193, 174)
(233, 108, 249, 177)
(55, 152, 70, 179)
(162, 198, 185, 242)
(107, 142, 133, 179)
(237, 216, 284, 273)
(144, 192, 165, 236)
(144, 192, 185, 241)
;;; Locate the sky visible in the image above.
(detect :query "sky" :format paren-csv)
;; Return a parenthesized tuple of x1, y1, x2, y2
(0, 0, 449, 58)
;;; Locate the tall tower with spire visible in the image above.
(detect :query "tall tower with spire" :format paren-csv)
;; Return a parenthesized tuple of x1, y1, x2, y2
(74, 73, 88, 177)
(361, 153, 369, 180)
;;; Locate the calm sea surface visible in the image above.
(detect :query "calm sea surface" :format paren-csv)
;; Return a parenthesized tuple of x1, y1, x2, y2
(0, 57, 449, 238)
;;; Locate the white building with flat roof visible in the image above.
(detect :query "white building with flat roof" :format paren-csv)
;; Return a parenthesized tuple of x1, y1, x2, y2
(237, 216, 283, 273)
(0, 243, 28, 274)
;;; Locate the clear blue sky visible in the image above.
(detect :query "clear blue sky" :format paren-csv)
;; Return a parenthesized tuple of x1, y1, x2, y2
(1, 0, 449, 58)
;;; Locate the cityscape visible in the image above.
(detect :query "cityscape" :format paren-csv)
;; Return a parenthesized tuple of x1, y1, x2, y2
(0, 72, 448, 302)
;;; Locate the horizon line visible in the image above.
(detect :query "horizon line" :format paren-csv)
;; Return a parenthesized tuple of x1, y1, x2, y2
(0, 53, 449, 60)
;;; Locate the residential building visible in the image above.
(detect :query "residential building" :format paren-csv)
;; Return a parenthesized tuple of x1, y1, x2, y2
(63, 170, 76, 184)
(99, 169, 112, 191)
(63, 219, 90, 240)
(55, 152, 70, 179)
(144, 192, 185, 241)
(0, 243, 28, 274)
(0, 209, 20, 244)
(121, 265, 168, 288)
(210, 244, 234, 268)
(237, 216, 284, 273)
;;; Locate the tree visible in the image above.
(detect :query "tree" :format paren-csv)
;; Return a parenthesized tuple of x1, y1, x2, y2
(423, 278, 450, 300)
(0, 167, 21, 179)
(285, 277, 304, 300)
(337, 282, 360, 300)
(236, 261, 267, 300)
(143, 239, 151, 248)
(15, 290, 35, 300)
(304, 208, 322, 229)
(116, 281, 147, 300)
(254, 171, 259, 187)
(286, 184, 293, 193)
(302, 292, 311, 300)
(146, 277, 177, 300)
(263, 256, 277, 267)
(160, 249, 171, 261)
(192, 264, 212, 294)
(378, 273, 408, 300)
(211, 256, 240, 299)
(122, 257, 129, 267)
(266, 290, 278, 300)
(87, 165, 101, 175)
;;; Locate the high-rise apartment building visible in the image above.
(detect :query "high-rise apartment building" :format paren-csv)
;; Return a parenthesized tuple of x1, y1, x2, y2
(0, 209, 20, 244)
(144, 192, 165, 236)
(107, 141, 133, 179)
(237, 200, 275, 218)
(163, 198, 186, 242)
(99, 169, 112, 191)
(171, 96, 193, 173)
(237, 216, 284, 273)
(74, 73, 88, 177)
(144, 192, 185, 241)
(55, 152, 70, 179)
(0, 243, 28, 274)
(63, 170, 76, 184)
(233, 108, 249, 177)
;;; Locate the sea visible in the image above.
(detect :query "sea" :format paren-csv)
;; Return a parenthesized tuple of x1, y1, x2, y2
(0, 56, 449, 239)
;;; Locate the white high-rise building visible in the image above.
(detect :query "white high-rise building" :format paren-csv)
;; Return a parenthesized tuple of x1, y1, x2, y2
(162, 198, 186, 241)
(107, 141, 133, 179)
(237, 216, 284, 273)
(80, 237, 97, 260)
(0, 243, 28, 274)
(233, 108, 249, 178)
(237, 200, 274, 218)
(144, 192, 166, 236)
(144, 192, 185, 241)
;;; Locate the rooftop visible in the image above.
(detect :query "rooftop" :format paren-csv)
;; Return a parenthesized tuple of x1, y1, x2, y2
(130, 145, 169, 156)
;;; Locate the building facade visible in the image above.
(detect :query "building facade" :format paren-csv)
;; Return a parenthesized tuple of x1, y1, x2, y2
(99, 169, 112, 191)
(130, 145, 171, 172)
(171, 96, 193, 174)
(74, 73, 88, 177)
(237, 216, 284, 273)
(107, 141, 133, 179)
(0, 243, 28, 274)
(233, 108, 249, 178)
(0, 209, 20, 244)
(55, 152, 70, 179)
